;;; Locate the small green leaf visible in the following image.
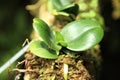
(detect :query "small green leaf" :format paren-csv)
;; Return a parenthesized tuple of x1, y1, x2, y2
(33, 18, 61, 51)
(61, 4, 79, 16)
(29, 40, 58, 59)
(51, 0, 79, 15)
(55, 31, 67, 47)
(55, 31, 64, 43)
(51, 0, 72, 10)
(61, 19, 104, 51)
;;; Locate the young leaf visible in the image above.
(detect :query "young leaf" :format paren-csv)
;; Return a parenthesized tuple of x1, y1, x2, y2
(29, 40, 58, 59)
(51, 0, 72, 10)
(61, 4, 79, 16)
(55, 31, 67, 47)
(61, 19, 104, 51)
(51, 0, 79, 16)
(33, 18, 61, 51)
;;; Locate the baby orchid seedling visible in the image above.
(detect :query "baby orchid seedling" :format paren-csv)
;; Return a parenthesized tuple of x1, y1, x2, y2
(29, 18, 104, 59)
(29, 18, 104, 80)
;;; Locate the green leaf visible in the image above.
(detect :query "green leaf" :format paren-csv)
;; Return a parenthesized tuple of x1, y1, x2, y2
(29, 40, 58, 59)
(51, 0, 79, 16)
(33, 18, 61, 51)
(61, 19, 104, 51)
(61, 4, 79, 16)
(51, 0, 72, 10)
(55, 31, 64, 42)
(55, 31, 67, 47)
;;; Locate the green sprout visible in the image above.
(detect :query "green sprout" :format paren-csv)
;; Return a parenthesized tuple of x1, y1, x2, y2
(29, 18, 104, 59)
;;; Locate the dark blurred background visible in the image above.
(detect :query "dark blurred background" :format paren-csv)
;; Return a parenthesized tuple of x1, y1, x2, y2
(0, 0, 33, 63)
(0, 0, 120, 80)
(0, 0, 32, 79)
(100, 0, 120, 80)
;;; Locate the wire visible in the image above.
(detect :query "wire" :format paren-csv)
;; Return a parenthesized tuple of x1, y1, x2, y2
(0, 45, 29, 74)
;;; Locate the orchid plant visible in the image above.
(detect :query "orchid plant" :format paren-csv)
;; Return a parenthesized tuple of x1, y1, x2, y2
(29, 0, 104, 80)
(29, 18, 103, 59)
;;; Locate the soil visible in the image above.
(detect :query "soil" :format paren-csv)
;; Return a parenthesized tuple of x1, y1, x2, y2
(14, 46, 101, 80)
